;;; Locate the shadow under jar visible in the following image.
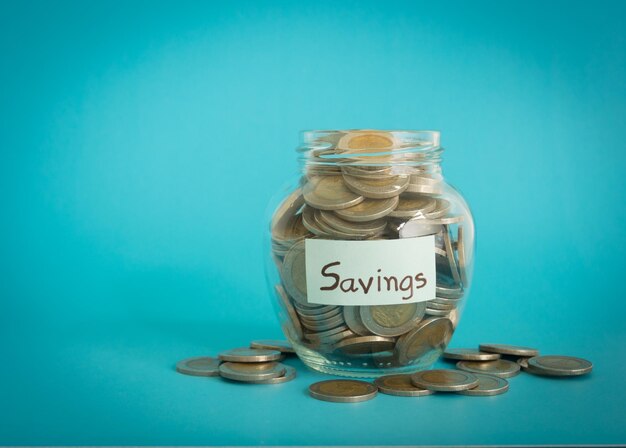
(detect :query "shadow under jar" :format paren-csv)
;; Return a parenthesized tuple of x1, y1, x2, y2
(266, 130, 475, 378)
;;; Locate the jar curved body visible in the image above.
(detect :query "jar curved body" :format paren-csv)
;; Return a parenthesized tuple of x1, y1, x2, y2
(265, 130, 474, 377)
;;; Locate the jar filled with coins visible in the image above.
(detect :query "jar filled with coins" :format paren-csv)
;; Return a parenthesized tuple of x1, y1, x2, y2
(266, 130, 474, 377)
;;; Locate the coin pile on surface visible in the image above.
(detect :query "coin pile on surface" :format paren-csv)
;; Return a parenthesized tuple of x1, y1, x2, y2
(271, 130, 471, 372)
(176, 340, 297, 384)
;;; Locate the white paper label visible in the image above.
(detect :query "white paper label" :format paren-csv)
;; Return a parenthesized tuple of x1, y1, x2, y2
(304, 236, 435, 306)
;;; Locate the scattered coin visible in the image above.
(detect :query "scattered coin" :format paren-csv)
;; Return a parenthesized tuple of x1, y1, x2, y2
(456, 359, 521, 378)
(218, 348, 283, 363)
(250, 340, 295, 354)
(176, 356, 221, 377)
(374, 374, 435, 397)
(411, 369, 479, 392)
(219, 361, 286, 382)
(526, 355, 593, 377)
(245, 365, 297, 384)
(309, 379, 378, 403)
(457, 373, 509, 396)
(479, 344, 540, 357)
(443, 348, 501, 361)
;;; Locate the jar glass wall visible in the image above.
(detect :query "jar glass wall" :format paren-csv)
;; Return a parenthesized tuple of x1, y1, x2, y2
(265, 130, 474, 378)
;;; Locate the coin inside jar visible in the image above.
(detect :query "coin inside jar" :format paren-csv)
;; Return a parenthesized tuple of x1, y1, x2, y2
(359, 303, 426, 337)
(281, 240, 308, 305)
(332, 336, 396, 356)
(334, 196, 399, 222)
(443, 348, 501, 361)
(374, 374, 435, 397)
(395, 317, 454, 366)
(250, 340, 295, 354)
(308, 379, 378, 403)
(342, 174, 410, 199)
(303, 175, 364, 210)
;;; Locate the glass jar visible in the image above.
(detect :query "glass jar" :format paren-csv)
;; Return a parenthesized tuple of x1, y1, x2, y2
(265, 130, 474, 377)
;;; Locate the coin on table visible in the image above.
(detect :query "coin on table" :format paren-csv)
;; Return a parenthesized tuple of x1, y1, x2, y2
(334, 196, 399, 222)
(332, 336, 396, 356)
(176, 356, 221, 377)
(479, 344, 540, 357)
(343, 306, 371, 336)
(517, 357, 530, 369)
(245, 365, 297, 384)
(303, 175, 364, 210)
(443, 348, 501, 361)
(411, 369, 479, 392)
(374, 374, 435, 397)
(250, 339, 295, 354)
(282, 240, 308, 305)
(456, 359, 521, 378)
(457, 373, 509, 396)
(308, 379, 378, 403)
(219, 361, 286, 382)
(218, 347, 282, 363)
(360, 303, 426, 337)
(343, 174, 410, 199)
(395, 317, 454, 366)
(526, 355, 593, 377)
(389, 194, 438, 219)
(275, 284, 304, 340)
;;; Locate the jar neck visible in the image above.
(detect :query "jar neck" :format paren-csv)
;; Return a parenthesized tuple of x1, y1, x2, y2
(297, 130, 443, 175)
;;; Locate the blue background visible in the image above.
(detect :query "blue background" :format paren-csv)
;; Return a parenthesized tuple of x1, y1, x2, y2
(1, 0, 625, 445)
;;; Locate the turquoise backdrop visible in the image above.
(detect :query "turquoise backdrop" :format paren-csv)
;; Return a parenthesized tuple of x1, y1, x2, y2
(1, 0, 625, 445)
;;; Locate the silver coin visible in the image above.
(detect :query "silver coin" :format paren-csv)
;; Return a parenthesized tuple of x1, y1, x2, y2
(424, 308, 451, 317)
(374, 374, 435, 397)
(306, 328, 354, 345)
(303, 175, 364, 210)
(219, 361, 286, 382)
(176, 356, 221, 377)
(479, 344, 540, 357)
(332, 336, 396, 356)
(334, 196, 399, 222)
(294, 304, 339, 316)
(245, 365, 297, 384)
(297, 306, 343, 321)
(360, 303, 426, 337)
(435, 285, 464, 299)
(313, 209, 367, 240)
(317, 209, 387, 235)
(457, 373, 509, 396)
(218, 347, 282, 363)
(443, 348, 501, 361)
(304, 325, 350, 341)
(389, 194, 437, 219)
(250, 339, 295, 354)
(343, 174, 410, 199)
(309, 379, 378, 403)
(456, 359, 521, 378)
(397, 220, 443, 238)
(411, 369, 479, 392)
(302, 205, 332, 237)
(275, 284, 304, 340)
(395, 317, 454, 366)
(425, 300, 456, 311)
(342, 306, 372, 336)
(300, 314, 345, 331)
(526, 355, 593, 377)
(271, 213, 310, 248)
(341, 165, 393, 179)
(424, 198, 452, 219)
(281, 240, 308, 305)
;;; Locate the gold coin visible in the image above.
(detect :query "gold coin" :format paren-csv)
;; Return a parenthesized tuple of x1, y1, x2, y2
(389, 194, 437, 218)
(374, 374, 435, 397)
(176, 356, 221, 377)
(309, 379, 378, 403)
(478, 344, 540, 357)
(395, 317, 454, 366)
(337, 131, 396, 151)
(343, 174, 410, 199)
(457, 373, 509, 396)
(332, 336, 396, 356)
(526, 355, 592, 376)
(342, 306, 372, 336)
(281, 240, 308, 305)
(442, 348, 500, 361)
(456, 359, 521, 378)
(218, 348, 282, 363)
(411, 369, 479, 392)
(334, 196, 399, 222)
(317, 209, 387, 235)
(303, 175, 364, 210)
(275, 284, 303, 341)
(218, 361, 286, 382)
(360, 303, 426, 337)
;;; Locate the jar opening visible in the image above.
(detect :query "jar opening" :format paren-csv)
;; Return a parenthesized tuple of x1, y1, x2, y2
(297, 130, 443, 168)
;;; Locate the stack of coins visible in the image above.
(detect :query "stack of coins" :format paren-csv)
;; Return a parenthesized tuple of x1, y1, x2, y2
(176, 341, 297, 384)
(271, 130, 470, 370)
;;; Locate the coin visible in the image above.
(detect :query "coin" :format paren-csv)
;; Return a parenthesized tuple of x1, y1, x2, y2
(250, 340, 295, 354)
(334, 196, 399, 222)
(425, 198, 452, 219)
(457, 373, 509, 396)
(302, 205, 331, 237)
(219, 361, 286, 382)
(526, 355, 593, 377)
(457, 225, 468, 286)
(411, 369, 479, 392)
(245, 365, 297, 384)
(271, 188, 305, 234)
(424, 307, 451, 317)
(442, 225, 462, 286)
(342, 306, 372, 336)
(308, 379, 378, 403)
(272, 213, 310, 247)
(294, 304, 339, 317)
(389, 194, 437, 219)
(342, 165, 393, 179)
(297, 306, 342, 321)
(359, 303, 426, 337)
(343, 174, 410, 199)
(176, 356, 221, 377)
(304, 324, 349, 340)
(218, 348, 282, 363)
(456, 359, 521, 378)
(395, 317, 454, 366)
(517, 357, 530, 369)
(333, 336, 396, 356)
(374, 374, 435, 397)
(300, 314, 345, 332)
(275, 284, 304, 340)
(443, 348, 501, 361)
(306, 328, 354, 346)
(313, 209, 366, 239)
(282, 240, 308, 305)
(317, 209, 387, 235)
(479, 344, 540, 357)
(303, 175, 364, 210)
